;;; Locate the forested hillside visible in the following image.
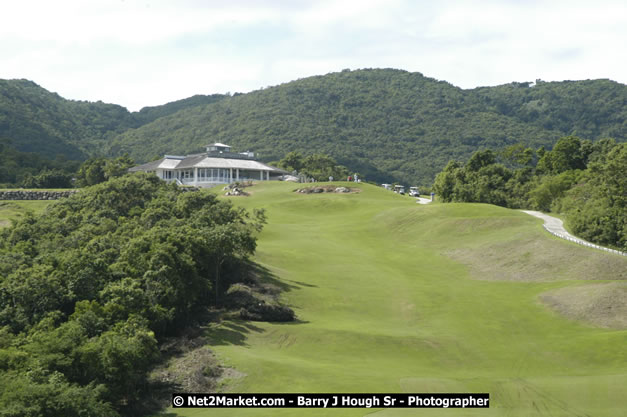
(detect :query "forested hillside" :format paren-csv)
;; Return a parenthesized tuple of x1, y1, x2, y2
(109, 69, 626, 185)
(0, 79, 133, 159)
(2, 70, 626, 186)
(0, 80, 227, 185)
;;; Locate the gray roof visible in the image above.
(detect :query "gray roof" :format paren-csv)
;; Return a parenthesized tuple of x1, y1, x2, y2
(130, 154, 285, 172)
(174, 154, 207, 169)
(128, 158, 167, 171)
(178, 156, 277, 171)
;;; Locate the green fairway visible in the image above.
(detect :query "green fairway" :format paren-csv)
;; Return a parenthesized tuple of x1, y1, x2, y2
(167, 182, 626, 417)
(0, 200, 53, 227)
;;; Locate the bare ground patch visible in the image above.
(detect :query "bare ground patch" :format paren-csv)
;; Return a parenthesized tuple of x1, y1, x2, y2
(146, 328, 246, 411)
(446, 235, 627, 282)
(149, 328, 223, 393)
(539, 282, 627, 329)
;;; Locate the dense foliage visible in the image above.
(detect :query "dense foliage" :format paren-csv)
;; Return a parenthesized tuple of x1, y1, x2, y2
(0, 80, 227, 186)
(3, 71, 625, 187)
(0, 79, 134, 160)
(75, 155, 136, 187)
(433, 137, 626, 250)
(108, 69, 626, 186)
(0, 174, 266, 415)
(0, 79, 226, 162)
(133, 94, 227, 126)
(275, 151, 350, 181)
(0, 139, 79, 188)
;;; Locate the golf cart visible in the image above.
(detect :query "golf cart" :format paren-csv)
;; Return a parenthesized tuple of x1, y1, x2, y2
(408, 186, 420, 197)
(394, 185, 405, 195)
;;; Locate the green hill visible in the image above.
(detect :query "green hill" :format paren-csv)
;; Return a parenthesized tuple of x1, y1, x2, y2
(175, 181, 626, 417)
(0, 79, 227, 160)
(109, 69, 626, 185)
(2, 70, 626, 186)
(0, 79, 134, 159)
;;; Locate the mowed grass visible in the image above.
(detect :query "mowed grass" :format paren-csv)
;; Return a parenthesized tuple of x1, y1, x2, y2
(1, 183, 623, 415)
(0, 200, 53, 227)
(160, 182, 627, 416)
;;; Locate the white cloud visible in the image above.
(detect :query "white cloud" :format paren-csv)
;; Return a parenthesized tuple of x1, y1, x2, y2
(1, 0, 625, 110)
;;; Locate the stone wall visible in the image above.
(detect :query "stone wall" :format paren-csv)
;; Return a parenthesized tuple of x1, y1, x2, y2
(0, 190, 79, 200)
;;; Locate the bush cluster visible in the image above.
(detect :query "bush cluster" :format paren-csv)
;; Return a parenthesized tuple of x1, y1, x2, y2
(434, 137, 626, 250)
(0, 173, 266, 415)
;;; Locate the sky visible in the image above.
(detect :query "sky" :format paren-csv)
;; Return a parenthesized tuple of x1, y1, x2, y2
(2, 0, 626, 111)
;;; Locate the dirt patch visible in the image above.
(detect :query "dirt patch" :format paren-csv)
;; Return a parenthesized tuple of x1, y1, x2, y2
(539, 282, 627, 329)
(149, 328, 222, 392)
(149, 327, 246, 391)
(446, 235, 627, 282)
(151, 345, 221, 392)
(294, 185, 360, 194)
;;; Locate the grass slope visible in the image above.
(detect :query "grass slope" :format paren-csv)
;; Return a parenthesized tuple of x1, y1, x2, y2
(0, 200, 52, 227)
(165, 182, 625, 417)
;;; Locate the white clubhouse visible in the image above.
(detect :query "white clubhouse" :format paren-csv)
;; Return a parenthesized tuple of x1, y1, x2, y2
(129, 143, 286, 186)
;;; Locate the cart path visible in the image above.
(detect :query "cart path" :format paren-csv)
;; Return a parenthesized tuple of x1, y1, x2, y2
(416, 197, 432, 205)
(521, 210, 626, 256)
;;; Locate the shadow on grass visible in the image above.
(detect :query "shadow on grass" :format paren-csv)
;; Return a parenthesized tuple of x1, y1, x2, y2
(138, 260, 308, 416)
(287, 279, 317, 288)
(205, 319, 265, 347)
(273, 318, 310, 325)
(248, 261, 314, 291)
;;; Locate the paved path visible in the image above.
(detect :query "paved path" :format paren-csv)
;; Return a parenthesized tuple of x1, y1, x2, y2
(416, 197, 432, 205)
(521, 210, 626, 256)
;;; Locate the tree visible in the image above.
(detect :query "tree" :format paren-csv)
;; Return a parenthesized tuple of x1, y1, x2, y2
(502, 143, 534, 167)
(277, 151, 304, 173)
(466, 150, 496, 172)
(76, 158, 106, 187)
(76, 156, 135, 187)
(207, 224, 257, 306)
(20, 169, 73, 188)
(300, 153, 349, 181)
(433, 160, 461, 202)
(104, 155, 135, 180)
(528, 170, 580, 212)
(537, 136, 587, 174)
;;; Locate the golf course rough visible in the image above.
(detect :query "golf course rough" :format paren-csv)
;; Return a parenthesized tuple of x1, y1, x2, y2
(169, 181, 627, 417)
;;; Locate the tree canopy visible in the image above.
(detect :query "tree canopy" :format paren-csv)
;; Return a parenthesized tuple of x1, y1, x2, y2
(433, 137, 626, 250)
(275, 151, 350, 181)
(0, 173, 268, 415)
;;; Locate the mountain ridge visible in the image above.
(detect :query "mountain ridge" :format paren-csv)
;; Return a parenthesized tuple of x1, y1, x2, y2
(2, 69, 625, 185)
(108, 69, 626, 184)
